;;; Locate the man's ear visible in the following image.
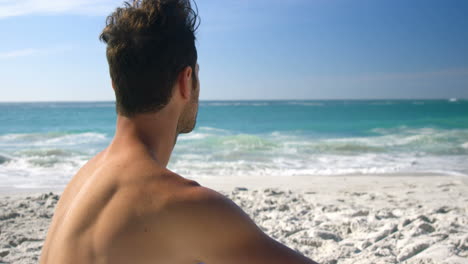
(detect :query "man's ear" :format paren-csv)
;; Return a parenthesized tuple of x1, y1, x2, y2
(178, 66, 193, 101)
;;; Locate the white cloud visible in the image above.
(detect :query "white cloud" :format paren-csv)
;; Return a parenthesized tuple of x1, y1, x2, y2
(0, 0, 120, 19)
(0, 45, 73, 59)
(0, 48, 37, 59)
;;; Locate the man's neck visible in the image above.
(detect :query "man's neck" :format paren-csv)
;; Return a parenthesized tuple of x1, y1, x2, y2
(110, 109, 179, 168)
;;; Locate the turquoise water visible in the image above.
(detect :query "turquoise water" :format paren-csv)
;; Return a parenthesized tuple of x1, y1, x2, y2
(1, 100, 467, 189)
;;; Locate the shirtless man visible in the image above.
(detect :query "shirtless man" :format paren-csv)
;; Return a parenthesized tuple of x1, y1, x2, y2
(39, 0, 318, 263)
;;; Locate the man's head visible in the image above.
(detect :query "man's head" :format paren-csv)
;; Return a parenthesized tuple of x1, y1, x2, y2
(100, 0, 200, 133)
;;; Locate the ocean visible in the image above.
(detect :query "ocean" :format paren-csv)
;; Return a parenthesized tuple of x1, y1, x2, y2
(0, 100, 467, 189)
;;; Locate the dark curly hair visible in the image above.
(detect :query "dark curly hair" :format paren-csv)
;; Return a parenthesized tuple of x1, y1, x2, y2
(100, 0, 200, 117)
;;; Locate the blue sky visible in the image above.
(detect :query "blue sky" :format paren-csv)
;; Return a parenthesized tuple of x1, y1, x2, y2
(0, 0, 467, 101)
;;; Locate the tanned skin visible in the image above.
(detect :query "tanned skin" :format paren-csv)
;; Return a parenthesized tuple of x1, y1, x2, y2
(39, 64, 318, 264)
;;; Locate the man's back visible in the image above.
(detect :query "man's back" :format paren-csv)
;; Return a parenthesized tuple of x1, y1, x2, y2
(39, 143, 317, 264)
(39, 144, 200, 264)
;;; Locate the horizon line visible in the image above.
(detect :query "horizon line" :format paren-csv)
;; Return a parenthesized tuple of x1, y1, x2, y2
(0, 98, 466, 104)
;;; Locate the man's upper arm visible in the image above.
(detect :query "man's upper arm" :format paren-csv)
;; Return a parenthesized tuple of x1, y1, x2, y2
(164, 186, 318, 264)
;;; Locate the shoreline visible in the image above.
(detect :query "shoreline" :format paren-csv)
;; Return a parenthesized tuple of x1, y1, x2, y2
(1, 172, 467, 195)
(193, 172, 468, 192)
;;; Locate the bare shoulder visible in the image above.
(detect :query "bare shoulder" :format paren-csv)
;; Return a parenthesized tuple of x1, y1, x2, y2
(164, 183, 253, 237)
(113, 169, 201, 215)
(117, 170, 317, 263)
(158, 181, 318, 264)
(164, 180, 248, 223)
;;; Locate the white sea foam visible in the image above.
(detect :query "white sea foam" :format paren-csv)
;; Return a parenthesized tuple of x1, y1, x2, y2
(0, 154, 87, 189)
(169, 127, 468, 178)
(0, 153, 13, 164)
(340, 128, 468, 152)
(169, 151, 468, 178)
(177, 132, 211, 141)
(0, 132, 106, 188)
(2, 127, 468, 189)
(0, 132, 108, 147)
(197, 126, 231, 133)
(177, 127, 232, 141)
(37, 133, 108, 146)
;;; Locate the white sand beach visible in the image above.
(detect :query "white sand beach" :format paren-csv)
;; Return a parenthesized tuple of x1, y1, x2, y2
(1, 174, 467, 264)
